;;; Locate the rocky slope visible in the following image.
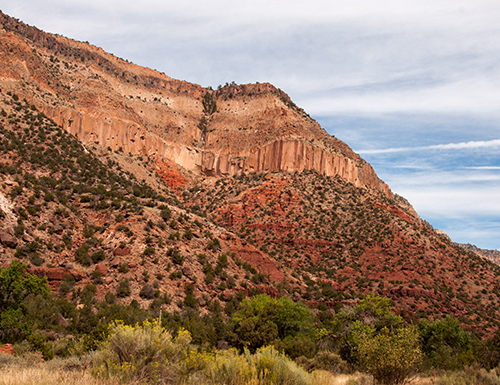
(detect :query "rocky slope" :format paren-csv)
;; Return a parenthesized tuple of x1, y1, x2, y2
(458, 244, 500, 265)
(0, 11, 499, 337)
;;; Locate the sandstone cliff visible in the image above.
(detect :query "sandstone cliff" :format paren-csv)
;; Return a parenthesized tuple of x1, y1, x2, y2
(0, 12, 391, 198)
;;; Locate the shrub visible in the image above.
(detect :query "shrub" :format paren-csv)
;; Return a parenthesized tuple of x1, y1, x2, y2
(139, 283, 156, 299)
(91, 250, 105, 264)
(356, 326, 422, 384)
(74, 246, 91, 266)
(204, 349, 255, 385)
(93, 321, 192, 384)
(297, 350, 349, 373)
(116, 279, 131, 298)
(183, 228, 193, 240)
(59, 274, 75, 296)
(118, 263, 129, 273)
(251, 345, 311, 385)
(418, 316, 473, 370)
(143, 246, 155, 256)
(168, 248, 184, 265)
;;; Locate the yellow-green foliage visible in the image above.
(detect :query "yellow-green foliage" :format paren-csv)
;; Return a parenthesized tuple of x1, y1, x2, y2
(356, 326, 422, 385)
(251, 346, 310, 385)
(93, 320, 191, 384)
(92, 322, 331, 385)
(205, 349, 255, 385)
(435, 367, 500, 385)
(205, 346, 310, 385)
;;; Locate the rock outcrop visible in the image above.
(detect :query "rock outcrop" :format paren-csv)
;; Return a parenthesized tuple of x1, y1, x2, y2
(0, 11, 392, 198)
(0, 343, 15, 356)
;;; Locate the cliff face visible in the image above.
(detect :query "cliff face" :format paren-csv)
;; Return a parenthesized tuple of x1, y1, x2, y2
(0, 11, 392, 198)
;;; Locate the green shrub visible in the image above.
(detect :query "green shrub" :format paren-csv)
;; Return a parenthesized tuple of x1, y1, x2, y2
(251, 345, 311, 385)
(118, 263, 129, 273)
(116, 279, 131, 298)
(205, 349, 255, 385)
(140, 283, 156, 299)
(93, 321, 192, 384)
(74, 246, 91, 266)
(91, 250, 105, 264)
(356, 326, 422, 385)
(59, 274, 75, 296)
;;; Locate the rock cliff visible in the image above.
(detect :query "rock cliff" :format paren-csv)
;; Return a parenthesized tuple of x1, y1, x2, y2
(0, 11, 391, 197)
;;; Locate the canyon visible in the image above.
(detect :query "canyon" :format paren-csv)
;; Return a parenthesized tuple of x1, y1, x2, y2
(0, 11, 499, 338)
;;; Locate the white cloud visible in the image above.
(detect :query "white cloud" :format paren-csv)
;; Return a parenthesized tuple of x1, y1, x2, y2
(357, 139, 500, 154)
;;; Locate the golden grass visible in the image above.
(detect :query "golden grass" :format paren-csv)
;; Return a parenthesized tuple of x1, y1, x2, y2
(0, 364, 444, 385)
(0, 364, 357, 385)
(311, 371, 356, 385)
(0, 365, 121, 385)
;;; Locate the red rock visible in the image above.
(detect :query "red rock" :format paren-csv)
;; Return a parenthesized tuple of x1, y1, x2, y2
(95, 263, 108, 276)
(27, 267, 66, 280)
(0, 231, 17, 248)
(0, 344, 15, 356)
(68, 269, 86, 281)
(114, 247, 131, 256)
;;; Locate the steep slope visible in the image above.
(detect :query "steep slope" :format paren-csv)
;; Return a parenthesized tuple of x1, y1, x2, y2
(0, 92, 281, 310)
(0, 11, 499, 338)
(186, 172, 500, 337)
(0, 12, 390, 197)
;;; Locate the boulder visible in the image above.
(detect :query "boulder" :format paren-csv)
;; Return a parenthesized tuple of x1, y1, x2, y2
(68, 269, 86, 281)
(114, 246, 131, 256)
(0, 231, 17, 248)
(95, 263, 108, 276)
(27, 267, 66, 281)
(0, 343, 15, 356)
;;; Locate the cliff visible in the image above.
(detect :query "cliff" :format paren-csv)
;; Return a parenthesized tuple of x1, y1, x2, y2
(0, 11, 391, 197)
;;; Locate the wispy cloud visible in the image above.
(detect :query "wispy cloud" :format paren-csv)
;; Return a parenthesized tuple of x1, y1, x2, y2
(465, 166, 500, 170)
(358, 139, 500, 154)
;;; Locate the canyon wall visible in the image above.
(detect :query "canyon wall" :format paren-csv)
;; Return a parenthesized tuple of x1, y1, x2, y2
(0, 12, 392, 198)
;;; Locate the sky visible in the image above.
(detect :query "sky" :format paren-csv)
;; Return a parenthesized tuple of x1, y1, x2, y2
(2, 1, 500, 249)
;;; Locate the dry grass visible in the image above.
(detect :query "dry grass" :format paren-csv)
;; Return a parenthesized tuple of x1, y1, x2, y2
(0, 361, 358, 385)
(0, 365, 121, 385)
(311, 371, 358, 385)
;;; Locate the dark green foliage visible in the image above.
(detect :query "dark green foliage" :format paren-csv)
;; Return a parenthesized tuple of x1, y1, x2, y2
(116, 225, 133, 237)
(143, 246, 155, 256)
(116, 279, 131, 298)
(418, 316, 474, 370)
(183, 228, 193, 240)
(0, 261, 50, 342)
(160, 206, 171, 222)
(207, 237, 220, 251)
(167, 248, 184, 265)
(91, 250, 106, 264)
(230, 294, 314, 353)
(74, 245, 91, 266)
(202, 91, 217, 115)
(59, 274, 75, 296)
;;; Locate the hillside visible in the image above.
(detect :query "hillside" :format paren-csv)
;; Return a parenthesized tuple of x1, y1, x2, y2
(0, 11, 499, 338)
(0, 11, 390, 196)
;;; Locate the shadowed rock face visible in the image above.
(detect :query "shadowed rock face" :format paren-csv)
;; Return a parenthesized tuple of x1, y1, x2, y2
(0, 11, 391, 198)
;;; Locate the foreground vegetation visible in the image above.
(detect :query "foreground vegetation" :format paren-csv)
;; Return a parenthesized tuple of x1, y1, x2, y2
(2, 262, 500, 384)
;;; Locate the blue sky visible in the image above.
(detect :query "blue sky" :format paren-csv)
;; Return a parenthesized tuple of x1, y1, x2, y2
(2, 1, 500, 249)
